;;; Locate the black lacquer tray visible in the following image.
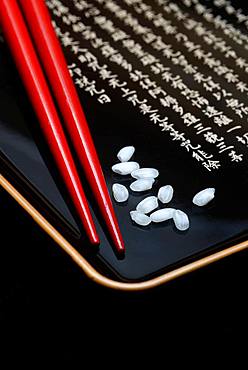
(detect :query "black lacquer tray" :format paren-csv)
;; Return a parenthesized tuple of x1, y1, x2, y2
(1, 0, 248, 290)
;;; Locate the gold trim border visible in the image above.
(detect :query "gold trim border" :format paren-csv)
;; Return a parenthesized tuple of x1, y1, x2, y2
(1, 173, 248, 291)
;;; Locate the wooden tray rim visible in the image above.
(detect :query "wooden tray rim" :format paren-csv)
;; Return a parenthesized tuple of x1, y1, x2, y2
(1, 173, 248, 291)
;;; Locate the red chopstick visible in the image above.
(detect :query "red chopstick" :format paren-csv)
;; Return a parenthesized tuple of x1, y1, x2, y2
(19, 0, 125, 254)
(0, 0, 99, 245)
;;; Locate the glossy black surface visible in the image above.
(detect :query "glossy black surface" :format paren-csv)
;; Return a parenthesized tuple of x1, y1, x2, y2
(1, 0, 248, 282)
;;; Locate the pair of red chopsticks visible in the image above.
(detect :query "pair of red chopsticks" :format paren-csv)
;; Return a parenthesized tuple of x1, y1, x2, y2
(0, 0, 125, 254)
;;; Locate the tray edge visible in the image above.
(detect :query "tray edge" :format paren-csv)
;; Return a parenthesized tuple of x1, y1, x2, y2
(1, 173, 248, 291)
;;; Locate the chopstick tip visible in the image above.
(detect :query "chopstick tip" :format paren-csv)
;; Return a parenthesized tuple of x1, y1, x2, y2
(90, 233, 100, 246)
(116, 237, 125, 255)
